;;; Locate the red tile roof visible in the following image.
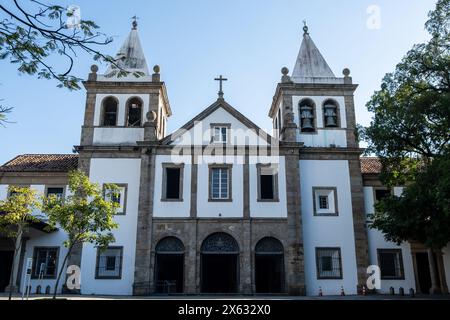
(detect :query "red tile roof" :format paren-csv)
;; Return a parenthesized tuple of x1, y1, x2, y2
(0, 154, 79, 172)
(360, 157, 382, 174)
(0, 154, 381, 175)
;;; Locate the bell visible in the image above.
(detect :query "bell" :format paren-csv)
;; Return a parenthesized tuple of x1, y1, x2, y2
(325, 115, 337, 127)
(324, 106, 337, 127)
(301, 117, 314, 130)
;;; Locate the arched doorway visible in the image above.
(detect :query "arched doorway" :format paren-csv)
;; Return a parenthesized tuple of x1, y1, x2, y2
(201, 232, 239, 293)
(154, 237, 184, 293)
(255, 237, 284, 293)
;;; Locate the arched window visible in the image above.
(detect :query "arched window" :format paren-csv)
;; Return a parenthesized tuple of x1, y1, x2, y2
(155, 236, 185, 253)
(126, 97, 142, 127)
(299, 99, 315, 132)
(201, 232, 239, 254)
(101, 97, 118, 126)
(255, 237, 284, 254)
(323, 99, 339, 128)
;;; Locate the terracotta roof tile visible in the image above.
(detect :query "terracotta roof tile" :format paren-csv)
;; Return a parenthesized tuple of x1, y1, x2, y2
(360, 157, 382, 174)
(0, 154, 78, 172)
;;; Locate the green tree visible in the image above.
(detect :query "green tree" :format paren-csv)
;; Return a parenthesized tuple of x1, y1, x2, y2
(364, 0, 450, 293)
(0, 186, 42, 300)
(0, 1, 141, 123)
(42, 170, 119, 299)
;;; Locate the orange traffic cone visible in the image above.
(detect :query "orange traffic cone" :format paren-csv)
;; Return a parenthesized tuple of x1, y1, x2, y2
(340, 286, 345, 296)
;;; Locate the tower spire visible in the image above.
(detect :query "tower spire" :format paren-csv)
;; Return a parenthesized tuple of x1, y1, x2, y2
(104, 19, 149, 78)
(291, 21, 336, 82)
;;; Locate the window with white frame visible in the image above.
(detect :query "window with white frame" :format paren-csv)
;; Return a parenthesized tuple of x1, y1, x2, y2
(209, 166, 231, 200)
(95, 246, 123, 279)
(103, 184, 127, 215)
(316, 247, 342, 279)
(211, 124, 229, 143)
(313, 187, 338, 216)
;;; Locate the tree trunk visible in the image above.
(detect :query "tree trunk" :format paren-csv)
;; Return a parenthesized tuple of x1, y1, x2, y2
(427, 248, 440, 294)
(8, 225, 23, 300)
(52, 243, 73, 299)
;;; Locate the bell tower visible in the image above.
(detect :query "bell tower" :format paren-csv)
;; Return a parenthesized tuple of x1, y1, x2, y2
(79, 20, 171, 149)
(269, 24, 358, 148)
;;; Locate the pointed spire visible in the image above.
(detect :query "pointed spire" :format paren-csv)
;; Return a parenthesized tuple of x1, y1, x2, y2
(291, 23, 336, 83)
(104, 19, 149, 78)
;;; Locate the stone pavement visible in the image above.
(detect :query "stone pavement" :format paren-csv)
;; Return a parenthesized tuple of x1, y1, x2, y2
(1, 293, 450, 300)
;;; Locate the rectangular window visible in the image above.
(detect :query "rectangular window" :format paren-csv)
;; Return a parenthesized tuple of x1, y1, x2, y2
(257, 164, 279, 201)
(378, 249, 404, 279)
(375, 189, 391, 202)
(46, 187, 64, 200)
(313, 187, 338, 216)
(209, 166, 231, 201)
(95, 246, 123, 279)
(32, 247, 59, 279)
(103, 184, 127, 215)
(316, 247, 342, 279)
(162, 164, 184, 201)
(319, 195, 329, 209)
(211, 124, 230, 143)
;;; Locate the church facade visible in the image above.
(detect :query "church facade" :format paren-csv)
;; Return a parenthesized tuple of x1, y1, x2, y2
(1, 23, 449, 296)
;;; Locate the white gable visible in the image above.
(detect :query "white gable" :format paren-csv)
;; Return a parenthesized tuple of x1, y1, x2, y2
(170, 106, 269, 146)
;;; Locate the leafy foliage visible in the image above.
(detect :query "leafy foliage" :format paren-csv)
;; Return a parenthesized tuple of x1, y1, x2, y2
(43, 169, 119, 251)
(365, 0, 450, 251)
(369, 152, 450, 249)
(0, 186, 41, 299)
(0, 185, 42, 238)
(362, 0, 450, 186)
(42, 169, 119, 298)
(0, 0, 122, 90)
(0, 101, 13, 126)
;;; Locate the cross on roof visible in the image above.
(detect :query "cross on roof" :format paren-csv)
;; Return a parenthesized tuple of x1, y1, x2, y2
(303, 20, 309, 34)
(131, 15, 139, 29)
(214, 75, 228, 99)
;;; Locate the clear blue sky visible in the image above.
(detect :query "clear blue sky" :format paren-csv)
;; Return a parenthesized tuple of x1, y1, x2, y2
(0, 0, 437, 164)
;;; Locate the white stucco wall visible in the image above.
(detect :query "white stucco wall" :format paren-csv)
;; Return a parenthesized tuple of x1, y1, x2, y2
(153, 155, 191, 218)
(93, 127, 144, 145)
(172, 107, 269, 146)
(300, 160, 358, 295)
(80, 158, 141, 295)
(292, 95, 347, 147)
(20, 229, 69, 294)
(249, 156, 287, 218)
(364, 186, 416, 293)
(13, 184, 69, 294)
(0, 184, 8, 200)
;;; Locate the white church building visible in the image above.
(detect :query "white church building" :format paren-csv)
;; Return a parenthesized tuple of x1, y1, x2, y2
(1, 22, 449, 296)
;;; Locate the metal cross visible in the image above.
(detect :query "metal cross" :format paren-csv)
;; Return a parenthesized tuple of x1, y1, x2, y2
(132, 15, 139, 29)
(214, 75, 228, 99)
(302, 20, 309, 34)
